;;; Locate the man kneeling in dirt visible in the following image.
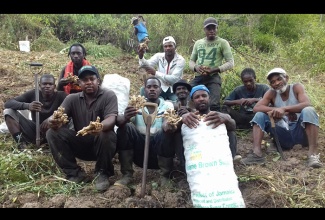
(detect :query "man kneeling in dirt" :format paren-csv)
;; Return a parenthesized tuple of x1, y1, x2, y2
(241, 68, 322, 168)
(47, 65, 118, 191)
(114, 76, 177, 188)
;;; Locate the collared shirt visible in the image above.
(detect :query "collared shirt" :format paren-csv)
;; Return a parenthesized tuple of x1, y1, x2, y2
(139, 53, 185, 93)
(61, 88, 118, 131)
(131, 98, 174, 135)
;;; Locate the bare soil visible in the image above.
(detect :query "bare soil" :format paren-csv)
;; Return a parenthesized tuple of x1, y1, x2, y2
(0, 49, 324, 208)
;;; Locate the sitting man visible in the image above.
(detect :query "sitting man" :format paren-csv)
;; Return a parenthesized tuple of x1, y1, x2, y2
(57, 43, 91, 95)
(241, 67, 322, 168)
(46, 65, 118, 191)
(4, 74, 67, 150)
(138, 36, 185, 102)
(180, 84, 246, 208)
(172, 79, 193, 171)
(115, 76, 177, 187)
(173, 80, 240, 164)
(172, 79, 193, 115)
(180, 85, 239, 160)
(223, 67, 269, 129)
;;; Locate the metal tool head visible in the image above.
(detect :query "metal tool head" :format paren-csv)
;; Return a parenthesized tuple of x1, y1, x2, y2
(29, 63, 43, 74)
(142, 102, 158, 126)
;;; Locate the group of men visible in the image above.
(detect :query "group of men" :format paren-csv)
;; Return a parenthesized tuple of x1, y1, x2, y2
(3, 16, 323, 195)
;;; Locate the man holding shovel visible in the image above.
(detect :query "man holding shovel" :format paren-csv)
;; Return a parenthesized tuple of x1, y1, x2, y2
(115, 76, 177, 187)
(4, 74, 67, 150)
(241, 67, 322, 168)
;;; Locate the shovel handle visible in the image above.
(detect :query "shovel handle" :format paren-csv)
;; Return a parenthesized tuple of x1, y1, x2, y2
(269, 115, 275, 128)
(30, 63, 43, 148)
(268, 113, 286, 160)
(140, 115, 152, 198)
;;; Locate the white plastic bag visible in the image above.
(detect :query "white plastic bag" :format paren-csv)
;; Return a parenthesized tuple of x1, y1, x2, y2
(182, 121, 246, 208)
(101, 74, 130, 132)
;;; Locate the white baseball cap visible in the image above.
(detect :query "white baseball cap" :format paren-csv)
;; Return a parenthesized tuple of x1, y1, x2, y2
(162, 36, 176, 46)
(267, 67, 287, 80)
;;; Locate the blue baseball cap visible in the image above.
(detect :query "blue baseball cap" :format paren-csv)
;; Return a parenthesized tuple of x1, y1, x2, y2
(190, 85, 210, 98)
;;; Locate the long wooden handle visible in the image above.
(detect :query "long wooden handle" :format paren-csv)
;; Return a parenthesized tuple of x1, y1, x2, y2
(140, 116, 152, 198)
(35, 73, 40, 148)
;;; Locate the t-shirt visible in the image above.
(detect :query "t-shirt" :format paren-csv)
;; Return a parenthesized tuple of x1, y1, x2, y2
(61, 88, 118, 131)
(4, 89, 67, 123)
(225, 83, 269, 114)
(190, 36, 234, 77)
(135, 22, 149, 42)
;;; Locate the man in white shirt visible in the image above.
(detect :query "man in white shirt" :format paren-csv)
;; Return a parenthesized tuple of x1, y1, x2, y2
(138, 36, 185, 102)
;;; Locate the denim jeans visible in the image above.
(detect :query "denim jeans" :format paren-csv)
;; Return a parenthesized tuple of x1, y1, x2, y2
(250, 106, 319, 149)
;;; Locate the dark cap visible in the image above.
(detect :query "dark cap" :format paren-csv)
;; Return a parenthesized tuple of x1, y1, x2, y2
(172, 79, 192, 93)
(203, 17, 218, 28)
(78, 65, 100, 79)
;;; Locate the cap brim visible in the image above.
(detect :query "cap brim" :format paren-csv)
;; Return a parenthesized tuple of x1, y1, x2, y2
(173, 82, 192, 93)
(204, 23, 218, 28)
(78, 70, 98, 79)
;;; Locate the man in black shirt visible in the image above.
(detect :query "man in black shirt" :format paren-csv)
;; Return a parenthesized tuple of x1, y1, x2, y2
(4, 74, 67, 150)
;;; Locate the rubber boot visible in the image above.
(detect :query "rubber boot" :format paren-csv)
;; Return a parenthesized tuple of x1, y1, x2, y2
(157, 155, 174, 188)
(114, 150, 134, 187)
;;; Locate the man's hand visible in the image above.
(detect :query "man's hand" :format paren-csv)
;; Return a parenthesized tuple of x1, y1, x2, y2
(40, 119, 50, 133)
(204, 111, 229, 129)
(177, 106, 190, 117)
(181, 111, 200, 129)
(124, 106, 138, 122)
(267, 108, 286, 120)
(83, 125, 103, 136)
(59, 77, 77, 86)
(48, 116, 63, 130)
(28, 101, 43, 112)
(140, 65, 155, 76)
(137, 45, 146, 58)
(76, 117, 103, 136)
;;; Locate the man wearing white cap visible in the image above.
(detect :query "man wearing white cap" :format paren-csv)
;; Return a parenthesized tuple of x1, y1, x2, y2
(189, 17, 234, 112)
(138, 36, 185, 102)
(241, 67, 322, 168)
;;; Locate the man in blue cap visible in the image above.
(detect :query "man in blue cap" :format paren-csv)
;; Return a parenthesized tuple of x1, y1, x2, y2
(46, 65, 118, 192)
(181, 85, 238, 159)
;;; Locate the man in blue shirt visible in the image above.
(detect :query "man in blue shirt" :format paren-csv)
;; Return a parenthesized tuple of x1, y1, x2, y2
(131, 16, 149, 43)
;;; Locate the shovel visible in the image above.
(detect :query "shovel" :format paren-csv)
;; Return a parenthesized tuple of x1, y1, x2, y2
(140, 102, 158, 198)
(29, 63, 43, 148)
(268, 114, 286, 161)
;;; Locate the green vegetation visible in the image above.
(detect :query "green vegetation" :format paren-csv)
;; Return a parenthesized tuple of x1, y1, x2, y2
(0, 14, 324, 207)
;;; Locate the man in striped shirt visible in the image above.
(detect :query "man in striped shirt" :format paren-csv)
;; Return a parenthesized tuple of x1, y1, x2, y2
(115, 76, 178, 188)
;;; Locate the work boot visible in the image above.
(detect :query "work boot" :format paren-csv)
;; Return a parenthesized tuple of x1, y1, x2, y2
(66, 169, 88, 184)
(114, 150, 134, 187)
(94, 171, 110, 192)
(157, 155, 174, 188)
